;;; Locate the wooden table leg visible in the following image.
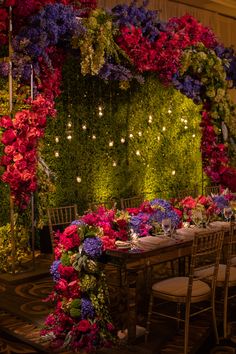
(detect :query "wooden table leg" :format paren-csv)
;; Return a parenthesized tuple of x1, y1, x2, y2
(127, 270, 138, 344)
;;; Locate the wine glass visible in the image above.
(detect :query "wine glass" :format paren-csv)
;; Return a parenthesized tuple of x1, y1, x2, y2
(161, 218, 172, 236)
(191, 210, 203, 227)
(223, 207, 233, 222)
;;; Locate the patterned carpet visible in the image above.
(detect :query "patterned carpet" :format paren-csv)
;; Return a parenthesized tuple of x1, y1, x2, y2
(0, 255, 235, 354)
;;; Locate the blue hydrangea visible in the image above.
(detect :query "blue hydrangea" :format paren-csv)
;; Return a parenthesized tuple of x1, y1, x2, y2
(81, 298, 95, 319)
(50, 260, 61, 282)
(83, 237, 103, 258)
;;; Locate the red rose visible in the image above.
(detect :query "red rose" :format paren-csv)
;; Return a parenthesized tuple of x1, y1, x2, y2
(77, 319, 91, 333)
(1, 129, 16, 145)
(0, 115, 13, 128)
(0, 155, 12, 166)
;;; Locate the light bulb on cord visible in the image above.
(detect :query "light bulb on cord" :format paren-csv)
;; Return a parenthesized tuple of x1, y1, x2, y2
(138, 131, 142, 136)
(55, 151, 59, 157)
(67, 121, 72, 128)
(76, 176, 82, 183)
(172, 170, 176, 176)
(129, 133, 133, 138)
(109, 141, 114, 147)
(121, 137, 125, 143)
(82, 124, 87, 130)
(112, 161, 117, 167)
(55, 136, 59, 143)
(92, 135, 96, 140)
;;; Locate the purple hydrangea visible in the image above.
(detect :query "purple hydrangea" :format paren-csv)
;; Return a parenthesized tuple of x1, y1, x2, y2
(81, 298, 95, 319)
(50, 260, 61, 282)
(172, 74, 203, 104)
(83, 237, 103, 258)
(112, 1, 165, 42)
(12, 3, 85, 78)
(214, 44, 236, 87)
(98, 62, 144, 84)
(212, 195, 229, 211)
(71, 220, 85, 226)
(149, 199, 180, 228)
(0, 62, 9, 77)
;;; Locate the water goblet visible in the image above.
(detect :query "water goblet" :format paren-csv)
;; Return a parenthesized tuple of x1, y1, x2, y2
(223, 207, 233, 222)
(191, 210, 203, 227)
(161, 218, 172, 236)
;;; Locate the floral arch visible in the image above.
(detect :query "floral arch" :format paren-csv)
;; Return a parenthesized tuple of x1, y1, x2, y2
(0, 0, 236, 210)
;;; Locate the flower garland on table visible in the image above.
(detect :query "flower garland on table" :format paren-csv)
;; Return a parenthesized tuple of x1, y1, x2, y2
(41, 221, 116, 353)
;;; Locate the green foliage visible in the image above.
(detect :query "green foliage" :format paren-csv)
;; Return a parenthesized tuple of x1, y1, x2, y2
(41, 58, 202, 213)
(72, 8, 127, 76)
(0, 218, 30, 272)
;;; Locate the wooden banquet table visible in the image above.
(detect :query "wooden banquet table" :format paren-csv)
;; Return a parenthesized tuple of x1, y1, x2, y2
(105, 221, 230, 343)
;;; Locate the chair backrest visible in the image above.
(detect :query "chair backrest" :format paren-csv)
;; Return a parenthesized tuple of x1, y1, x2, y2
(204, 185, 220, 196)
(175, 185, 199, 200)
(120, 195, 144, 209)
(88, 200, 116, 211)
(189, 229, 224, 298)
(47, 204, 78, 254)
(225, 222, 236, 273)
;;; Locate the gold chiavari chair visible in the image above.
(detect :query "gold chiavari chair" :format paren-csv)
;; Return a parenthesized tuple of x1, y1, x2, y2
(47, 204, 78, 256)
(145, 229, 224, 354)
(88, 199, 116, 211)
(205, 185, 221, 196)
(175, 185, 199, 199)
(195, 222, 236, 339)
(120, 195, 144, 209)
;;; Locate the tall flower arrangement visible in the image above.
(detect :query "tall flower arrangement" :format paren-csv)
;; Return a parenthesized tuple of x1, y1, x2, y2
(0, 94, 55, 208)
(41, 221, 116, 352)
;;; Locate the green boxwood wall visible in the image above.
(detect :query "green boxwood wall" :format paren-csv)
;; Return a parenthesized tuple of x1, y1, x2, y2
(41, 58, 203, 214)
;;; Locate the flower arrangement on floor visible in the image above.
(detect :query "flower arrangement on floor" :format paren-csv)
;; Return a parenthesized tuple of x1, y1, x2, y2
(41, 220, 116, 352)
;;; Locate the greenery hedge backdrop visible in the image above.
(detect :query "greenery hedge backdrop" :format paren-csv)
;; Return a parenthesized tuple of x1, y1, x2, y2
(39, 58, 202, 216)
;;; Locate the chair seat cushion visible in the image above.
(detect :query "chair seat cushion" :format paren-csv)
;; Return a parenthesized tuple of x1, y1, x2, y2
(152, 276, 210, 302)
(231, 256, 236, 266)
(195, 264, 236, 286)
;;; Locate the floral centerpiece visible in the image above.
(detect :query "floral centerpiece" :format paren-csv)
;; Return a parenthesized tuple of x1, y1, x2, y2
(129, 198, 181, 236)
(41, 220, 116, 353)
(179, 190, 236, 225)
